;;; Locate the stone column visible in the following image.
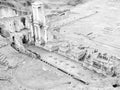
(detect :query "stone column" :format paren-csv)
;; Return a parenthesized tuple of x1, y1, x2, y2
(32, 1, 47, 45)
(34, 25, 38, 41)
(34, 24, 40, 46)
(44, 25, 48, 43)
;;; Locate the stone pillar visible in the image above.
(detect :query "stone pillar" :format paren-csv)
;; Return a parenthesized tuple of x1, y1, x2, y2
(32, 1, 46, 25)
(32, 1, 47, 46)
(30, 24, 34, 38)
(44, 26, 48, 43)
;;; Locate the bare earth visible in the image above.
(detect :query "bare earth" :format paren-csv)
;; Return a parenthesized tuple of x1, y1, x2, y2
(1, 0, 120, 90)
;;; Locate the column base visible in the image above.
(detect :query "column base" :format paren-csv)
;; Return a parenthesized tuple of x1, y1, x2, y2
(35, 40, 41, 47)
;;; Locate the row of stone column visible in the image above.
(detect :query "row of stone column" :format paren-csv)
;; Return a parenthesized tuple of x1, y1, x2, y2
(31, 1, 48, 46)
(33, 23, 48, 46)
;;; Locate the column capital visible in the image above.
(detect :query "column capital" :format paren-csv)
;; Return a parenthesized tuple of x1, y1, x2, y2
(32, 1, 43, 6)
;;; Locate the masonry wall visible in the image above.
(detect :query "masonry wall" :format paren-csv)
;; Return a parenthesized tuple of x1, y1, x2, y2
(0, 15, 34, 43)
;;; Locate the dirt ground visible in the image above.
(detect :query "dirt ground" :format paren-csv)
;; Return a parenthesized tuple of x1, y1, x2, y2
(60, 0, 120, 50)
(0, 36, 82, 90)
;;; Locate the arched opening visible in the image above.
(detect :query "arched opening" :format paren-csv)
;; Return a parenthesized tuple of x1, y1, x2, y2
(11, 36, 15, 45)
(21, 17, 26, 26)
(22, 35, 28, 44)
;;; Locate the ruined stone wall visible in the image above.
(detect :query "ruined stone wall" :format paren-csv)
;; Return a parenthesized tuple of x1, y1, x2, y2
(0, 15, 33, 44)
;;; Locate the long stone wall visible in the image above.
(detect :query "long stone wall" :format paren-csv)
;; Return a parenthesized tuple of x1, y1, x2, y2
(49, 10, 97, 29)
